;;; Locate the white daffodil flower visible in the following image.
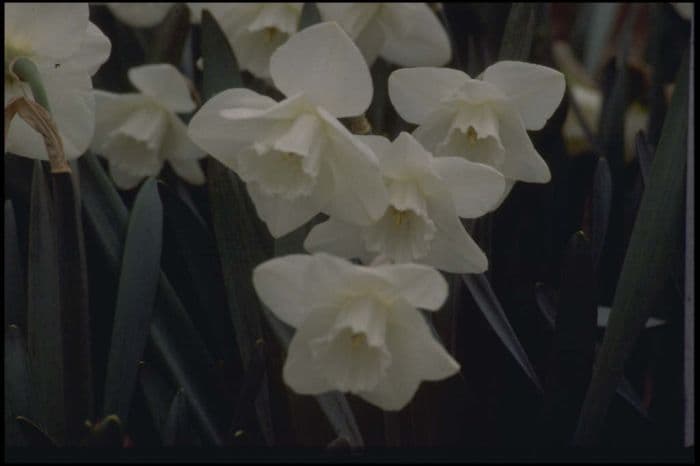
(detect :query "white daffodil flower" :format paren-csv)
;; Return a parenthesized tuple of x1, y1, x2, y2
(389, 62, 565, 200)
(5, 3, 111, 160)
(305, 132, 504, 273)
(317, 3, 451, 67)
(106, 3, 174, 28)
(253, 252, 460, 411)
(91, 64, 205, 190)
(188, 22, 389, 238)
(210, 3, 303, 79)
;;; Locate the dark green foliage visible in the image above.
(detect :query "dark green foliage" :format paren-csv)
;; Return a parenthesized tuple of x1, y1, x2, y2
(103, 178, 162, 423)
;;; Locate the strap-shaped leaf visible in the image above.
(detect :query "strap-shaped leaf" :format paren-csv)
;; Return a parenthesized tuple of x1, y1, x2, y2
(103, 178, 163, 423)
(5, 325, 37, 446)
(159, 183, 233, 361)
(498, 3, 538, 61)
(201, 10, 275, 445)
(539, 232, 596, 445)
(51, 170, 93, 444)
(78, 153, 223, 445)
(27, 161, 65, 443)
(462, 273, 543, 392)
(574, 52, 689, 446)
(4, 201, 25, 330)
(298, 2, 321, 31)
(163, 389, 191, 446)
(591, 157, 612, 272)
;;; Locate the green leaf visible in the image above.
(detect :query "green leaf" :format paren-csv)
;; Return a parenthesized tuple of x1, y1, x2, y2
(201, 12, 275, 444)
(635, 130, 654, 187)
(539, 232, 597, 445)
(78, 153, 223, 445)
(163, 388, 191, 446)
(15, 416, 57, 447)
(462, 273, 543, 392)
(4, 201, 25, 330)
(298, 2, 321, 31)
(498, 3, 538, 61)
(103, 178, 163, 424)
(229, 340, 267, 439)
(149, 3, 191, 65)
(159, 183, 233, 361)
(574, 52, 689, 446)
(591, 157, 612, 271)
(139, 363, 176, 443)
(201, 10, 242, 100)
(5, 325, 36, 446)
(27, 161, 65, 444)
(51, 171, 93, 444)
(207, 159, 275, 445)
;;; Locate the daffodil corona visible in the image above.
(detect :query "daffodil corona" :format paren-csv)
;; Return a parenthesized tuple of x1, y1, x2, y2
(305, 132, 505, 273)
(91, 64, 205, 190)
(253, 253, 460, 411)
(189, 22, 389, 238)
(389, 62, 565, 201)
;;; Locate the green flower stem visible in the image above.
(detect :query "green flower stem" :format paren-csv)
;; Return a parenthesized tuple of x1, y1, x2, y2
(11, 57, 51, 113)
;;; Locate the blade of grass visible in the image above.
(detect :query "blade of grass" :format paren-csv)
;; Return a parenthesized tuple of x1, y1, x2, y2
(462, 273, 543, 392)
(574, 52, 689, 446)
(163, 388, 191, 446)
(103, 178, 163, 424)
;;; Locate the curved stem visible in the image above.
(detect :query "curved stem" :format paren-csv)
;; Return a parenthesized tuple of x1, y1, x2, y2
(11, 57, 51, 113)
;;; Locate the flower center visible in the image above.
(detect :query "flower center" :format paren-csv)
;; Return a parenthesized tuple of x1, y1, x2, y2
(466, 126, 478, 144)
(364, 205, 437, 263)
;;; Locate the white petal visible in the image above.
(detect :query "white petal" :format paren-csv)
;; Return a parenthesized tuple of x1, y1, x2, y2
(62, 23, 112, 76)
(358, 306, 459, 410)
(270, 22, 372, 117)
(92, 91, 150, 152)
(389, 67, 468, 123)
(352, 13, 386, 65)
(169, 159, 205, 185)
(379, 3, 451, 67)
(482, 61, 566, 131)
(6, 4, 88, 59)
(412, 107, 457, 153)
(372, 263, 448, 311)
(247, 182, 325, 238)
(317, 108, 389, 225)
(496, 106, 551, 183)
(187, 88, 277, 164)
(230, 27, 289, 79)
(42, 68, 95, 159)
(422, 196, 488, 273)
(379, 131, 432, 179)
(432, 157, 505, 218)
(304, 218, 367, 259)
(109, 161, 145, 191)
(252, 254, 316, 328)
(317, 4, 380, 39)
(283, 308, 337, 395)
(162, 114, 206, 162)
(356, 134, 392, 158)
(107, 3, 173, 28)
(128, 64, 195, 113)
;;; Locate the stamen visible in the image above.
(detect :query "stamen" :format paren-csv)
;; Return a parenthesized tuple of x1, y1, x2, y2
(351, 333, 365, 347)
(467, 126, 478, 144)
